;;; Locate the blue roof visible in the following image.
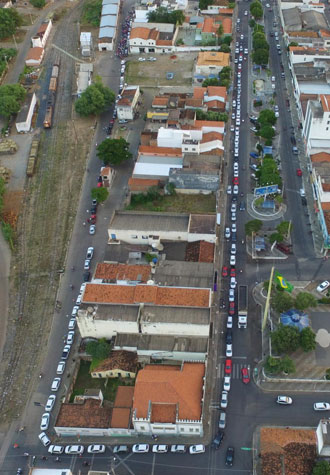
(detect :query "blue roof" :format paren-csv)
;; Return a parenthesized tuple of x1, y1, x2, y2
(280, 309, 310, 331)
(99, 26, 116, 39)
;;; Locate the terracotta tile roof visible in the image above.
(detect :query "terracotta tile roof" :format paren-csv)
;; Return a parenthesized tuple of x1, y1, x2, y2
(156, 39, 172, 46)
(215, 8, 233, 15)
(202, 17, 215, 33)
(102, 167, 112, 175)
(195, 120, 225, 128)
(201, 131, 223, 142)
(111, 407, 131, 428)
(139, 145, 182, 156)
(185, 240, 215, 263)
(221, 17, 232, 34)
(193, 87, 206, 99)
(93, 350, 138, 373)
(38, 22, 49, 34)
(185, 98, 203, 107)
(56, 399, 111, 428)
(130, 27, 157, 40)
(133, 363, 205, 422)
(288, 30, 318, 38)
(322, 183, 330, 192)
(207, 85, 227, 98)
(152, 97, 169, 107)
(151, 403, 176, 423)
(289, 46, 327, 53)
(310, 152, 330, 162)
(128, 178, 160, 191)
(149, 28, 158, 40)
(26, 47, 44, 61)
(320, 29, 330, 37)
(114, 386, 134, 408)
(206, 99, 224, 110)
(197, 51, 230, 67)
(320, 94, 330, 112)
(94, 262, 151, 282)
(83, 283, 210, 308)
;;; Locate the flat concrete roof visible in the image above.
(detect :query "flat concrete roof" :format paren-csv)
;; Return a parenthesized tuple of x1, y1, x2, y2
(114, 333, 209, 353)
(78, 304, 139, 322)
(140, 305, 210, 325)
(154, 260, 214, 288)
(109, 211, 190, 232)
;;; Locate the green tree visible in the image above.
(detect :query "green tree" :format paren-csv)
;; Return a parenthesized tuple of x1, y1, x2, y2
(253, 39, 269, 51)
(86, 338, 110, 360)
(269, 232, 283, 244)
(300, 327, 316, 352)
(202, 78, 221, 87)
(249, 19, 256, 28)
(147, 7, 184, 25)
(259, 125, 275, 141)
(199, 0, 213, 9)
(0, 8, 22, 39)
(252, 48, 269, 65)
(313, 461, 330, 475)
(254, 23, 265, 33)
(217, 24, 224, 36)
(222, 35, 232, 45)
(82, 0, 102, 26)
(264, 356, 282, 375)
(97, 137, 132, 165)
(75, 81, 114, 117)
(245, 219, 262, 236)
(0, 83, 26, 118)
(30, 0, 45, 8)
(280, 355, 295, 374)
(277, 221, 290, 236)
(288, 41, 298, 48)
(91, 187, 109, 203)
(271, 324, 300, 354)
(1, 221, 14, 250)
(271, 292, 294, 313)
(250, 1, 263, 19)
(295, 292, 317, 311)
(220, 44, 231, 53)
(259, 109, 276, 126)
(171, 10, 185, 25)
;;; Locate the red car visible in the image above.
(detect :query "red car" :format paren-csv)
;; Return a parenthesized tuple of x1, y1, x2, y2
(229, 301, 235, 315)
(87, 216, 96, 224)
(225, 359, 232, 375)
(296, 168, 302, 177)
(232, 177, 239, 185)
(230, 268, 236, 278)
(222, 266, 228, 277)
(97, 182, 103, 188)
(241, 367, 250, 384)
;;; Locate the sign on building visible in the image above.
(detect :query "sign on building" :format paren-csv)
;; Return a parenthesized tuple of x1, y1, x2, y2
(254, 184, 279, 196)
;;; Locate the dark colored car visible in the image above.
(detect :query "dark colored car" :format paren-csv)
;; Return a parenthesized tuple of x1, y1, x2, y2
(91, 205, 97, 214)
(290, 135, 296, 146)
(231, 232, 237, 243)
(226, 330, 233, 344)
(276, 243, 292, 254)
(225, 447, 235, 466)
(301, 196, 307, 206)
(83, 271, 90, 282)
(229, 302, 235, 315)
(239, 201, 246, 211)
(211, 431, 224, 450)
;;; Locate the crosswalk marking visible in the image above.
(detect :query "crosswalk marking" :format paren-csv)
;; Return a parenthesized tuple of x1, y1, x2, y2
(219, 362, 250, 379)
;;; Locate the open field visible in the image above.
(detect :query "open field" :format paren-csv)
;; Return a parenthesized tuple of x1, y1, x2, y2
(127, 192, 216, 214)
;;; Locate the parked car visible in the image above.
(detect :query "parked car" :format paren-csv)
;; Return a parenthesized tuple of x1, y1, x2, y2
(226, 344, 233, 357)
(56, 361, 66, 375)
(223, 375, 231, 391)
(171, 445, 186, 453)
(317, 281, 330, 293)
(62, 345, 71, 360)
(87, 445, 106, 453)
(211, 431, 224, 450)
(51, 377, 61, 392)
(226, 330, 233, 344)
(113, 445, 129, 454)
(132, 444, 149, 453)
(86, 247, 94, 260)
(276, 396, 293, 405)
(152, 445, 168, 453)
(222, 266, 228, 277)
(68, 318, 76, 330)
(89, 225, 96, 235)
(314, 403, 330, 411)
(276, 243, 292, 255)
(65, 445, 84, 455)
(39, 432, 51, 447)
(227, 316, 233, 329)
(225, 359, 232, 375)
(225, 447, 235, 466)
(48, 445, 64, 454)
(189, 445, 205, 454)
(45, 395, 56, 412)
(219, 411, 226, 429)
(40, 413, 50, 431)
(221, 390, 228, 408)
(66, 331, 75, 345)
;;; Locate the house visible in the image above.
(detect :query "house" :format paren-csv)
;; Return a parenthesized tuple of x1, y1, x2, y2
(128, 177, 161, 193)
(91, 350, 138, 379)
(100, 165, 115, 188)
(132, 362, 205, 436)
(117, 86, 140, 120)
(98, 26, 116, 51)
(316, 419, 330, 456)
(31, 21, 52, 48)
(93, 262, 151, 283)
(80, 32, 93, 56)
(193, 85, 227, 112)
(108, 211, 217, 245)
(25, 47, 44, 67)
(114, 333, 209, 362)
(15, 93, 37, 133)
(129, 23, 178, 54)
(194, 51, 230, 83)
(76, 64, 93, 97)
(303, 94, 330, 154)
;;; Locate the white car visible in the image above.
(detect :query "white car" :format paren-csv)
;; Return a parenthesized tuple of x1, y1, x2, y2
(68, 318, 76, 330)
(227, 185, 232, 194)
(65, 445, 84, 455)
(229, 289, 235, 302)
(227, 316, 233, 328)
(45, 394, 56, 412)
(40, 413, 50, 430)
(66, 331, 75, 345)
(231, 244, 236, 255)
(72, 306, 79, 317)
(244, 48, 248, 54)
(56, 361, 65, 375)
(235, 48, 239, 54)
(232, 112, 236, 120)
(237, 72, 241, 78)
(221, 390, 228, 408)
(189, 445, 205, 454)
(152, 445, 168, 453)
(87, 445, 106, 453)
(86, 247, 94, 260)
(89, 225, 96, 235)
(223, 376, 231, 391)
(230, 124, 235, 131)
(232, 223, 237, 233)
(84, 259, 90, 270)
(51, 377, 61, 392)
(314, 402, 330, 411)
(230, 255, 236, 266)
(276, 396, 293, 405)
(232, 100, 236, 108)
(132, 444, 149, 453)
(62, 345, 71, 360)
(240, 34, 244, 40)
(244, 10, 248, 15)
(171, 445, 186, 453)
(317, 281, 329, 293)
(230, 277, 236, 289)
(233, 185, 239, 195)
(231, 212, 237, 222)
(231, 203, 237, 213)
(39, 432, 51, 447)
(76, 294, 82, 305)
(138, 57, 145, 62)
(48, 445, 64, 454)
(226, 344, 233, 357)
(225, 227, 231, 239)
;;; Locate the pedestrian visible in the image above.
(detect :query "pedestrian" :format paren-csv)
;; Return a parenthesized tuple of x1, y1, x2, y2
(83, 222, 86, 226)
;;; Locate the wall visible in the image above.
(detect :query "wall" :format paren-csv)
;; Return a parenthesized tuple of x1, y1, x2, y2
(98, 40, 113, 52)
(16, 93, 37, 133)
(140, 321, 210, 337)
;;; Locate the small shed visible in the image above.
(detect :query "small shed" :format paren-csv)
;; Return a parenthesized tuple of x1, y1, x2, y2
(25, 47, 44, 67)
(15, 93, 37, 133)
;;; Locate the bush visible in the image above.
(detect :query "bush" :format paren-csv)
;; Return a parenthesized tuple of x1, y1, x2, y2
(30, 0, 45, 8)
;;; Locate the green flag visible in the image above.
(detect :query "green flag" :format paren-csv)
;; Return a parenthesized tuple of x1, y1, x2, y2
(274, 271, 294, 293)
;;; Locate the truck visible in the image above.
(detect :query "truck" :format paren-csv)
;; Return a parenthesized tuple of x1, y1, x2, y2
(238, 285, 248, 329)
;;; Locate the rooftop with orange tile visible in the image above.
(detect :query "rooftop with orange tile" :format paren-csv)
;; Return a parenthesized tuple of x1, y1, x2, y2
(94, 263, 151, 281)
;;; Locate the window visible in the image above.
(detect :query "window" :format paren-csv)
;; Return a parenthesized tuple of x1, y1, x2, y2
(131, 235, 138, 239)
(126, 372, 130, 377)
(98, 374, 102, 378)
(327, 127, 329, 131)
(189, 428, 194, 432)
(180, 427, 185, 432)
(142, 235, 148, 239)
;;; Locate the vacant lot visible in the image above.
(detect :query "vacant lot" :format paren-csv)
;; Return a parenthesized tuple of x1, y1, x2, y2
(125, 54, 196, 87)
(127, 192, 216, 214)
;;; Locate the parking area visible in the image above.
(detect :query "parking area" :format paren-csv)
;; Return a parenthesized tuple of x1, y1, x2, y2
(125, 54, 196, 87)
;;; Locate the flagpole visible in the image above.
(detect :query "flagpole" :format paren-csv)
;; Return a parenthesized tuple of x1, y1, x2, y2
(262, 266, 274, 331)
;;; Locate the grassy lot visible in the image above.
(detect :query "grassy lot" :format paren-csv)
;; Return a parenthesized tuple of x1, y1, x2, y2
(127, 193, 216, 214)
(71, 360, 135, 403)
(125, 54, 195, 87)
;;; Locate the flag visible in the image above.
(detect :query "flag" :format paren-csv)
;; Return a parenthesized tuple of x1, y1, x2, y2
(274, 271, 294, 293)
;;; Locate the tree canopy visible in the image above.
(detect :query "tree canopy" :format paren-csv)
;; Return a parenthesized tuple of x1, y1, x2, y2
(30, 0, 46, 8)
(75, 81, 114, 117)
(295, 292, 317, 311)
(0, 8, 22, 40)
(252, 48, 269, 65)
(147, 7, 185, 25)
(300, 327, 316, 352)
(277, 221, 291, 236)
(271, 324, 300, 354)
(245, 219, 262, 236)
(199, 0, 213, 9)
(313, 461, 330, 475)
(250, 1, 263, 19)
(97, 137, 132, 166)
(271, 291, 294, 313)
(264, 355, 295, 375)
(0, 83, 26, 118)
(86, 338, 110, 360)
(258, 109, 276, 126)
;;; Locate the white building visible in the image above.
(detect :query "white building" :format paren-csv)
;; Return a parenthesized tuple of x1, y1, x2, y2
(31, 20, 52, 48)
(303, 94, 330, 154)
(116, 86, 140, 120)
(76, 63, 93, 97)
(15, 93, 37, 133)
(80, 32, 92, 57)
(129, 23, 177, 54)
